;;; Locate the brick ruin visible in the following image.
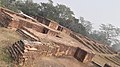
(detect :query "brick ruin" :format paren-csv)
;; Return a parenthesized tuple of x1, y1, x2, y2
(8, 40, 94, 65)
(0, 7, 120, 67)
(0, 7, 71, 36)
(0, 7, 59, 37)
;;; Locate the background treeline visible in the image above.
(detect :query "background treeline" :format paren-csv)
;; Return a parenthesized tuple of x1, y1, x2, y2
(0, 0, 120, 51)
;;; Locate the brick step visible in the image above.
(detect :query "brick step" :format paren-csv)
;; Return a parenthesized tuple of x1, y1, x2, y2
(109, 57, 120, 65)
(103, 47, 113, 54)
(8, 47, 15, 60)
(13, 43, 23, 56)
(8, 41, 26, 62)
(21, 27, 39, 40)
(12, 44, 21, 61)
(18, 40, 25, 48)
(15, 43, 24, 53)
(70, 34, 93, 51)
(105, 57, 120, 66)
(15, 42, 24, 53)
(16, 29, 38, 41)
(8, 46, 18, 60)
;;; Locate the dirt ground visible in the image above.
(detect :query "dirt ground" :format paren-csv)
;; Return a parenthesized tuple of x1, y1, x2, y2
(23, 56, 95, 67)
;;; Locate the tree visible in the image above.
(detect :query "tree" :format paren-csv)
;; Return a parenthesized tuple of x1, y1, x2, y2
(89, 24, 120, 46)
(99, 24, 120, 45)
(0, 0, 18, 11)
(89, 30, 111, 45)
(99, 24, 120, 38)
(80, 17, 92, 34)
(16, 0, 40, 16)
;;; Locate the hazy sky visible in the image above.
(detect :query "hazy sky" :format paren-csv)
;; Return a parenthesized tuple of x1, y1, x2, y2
(33, 0, 120, 29)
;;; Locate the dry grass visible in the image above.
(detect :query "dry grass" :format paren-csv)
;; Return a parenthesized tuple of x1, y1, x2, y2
(0, 27, 21, 67)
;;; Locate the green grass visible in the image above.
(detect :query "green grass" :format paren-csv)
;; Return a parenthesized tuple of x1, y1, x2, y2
(0, 27, 21, 67)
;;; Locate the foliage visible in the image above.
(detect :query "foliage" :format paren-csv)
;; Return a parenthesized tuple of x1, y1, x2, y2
(89, 24, 120, 46)
(89, 30, 111, 45)
(99, 24, 120, 39)
(80, 17, 92, 34)
(80, 17, 120, 46)
(0, 0, 18, 11)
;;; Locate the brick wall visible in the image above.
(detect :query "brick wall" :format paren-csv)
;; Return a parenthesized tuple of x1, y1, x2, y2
(8, 40, 95, 65)
(49, 21, 59, 30)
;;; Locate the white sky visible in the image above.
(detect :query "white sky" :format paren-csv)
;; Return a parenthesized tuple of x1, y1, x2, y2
(33, 0, 120, 29)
